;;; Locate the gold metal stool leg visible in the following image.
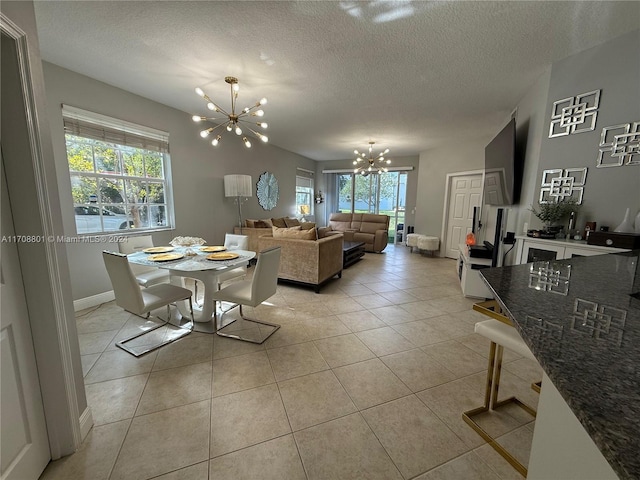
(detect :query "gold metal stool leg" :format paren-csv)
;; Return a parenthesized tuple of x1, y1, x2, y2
(462, 342, 537, 477)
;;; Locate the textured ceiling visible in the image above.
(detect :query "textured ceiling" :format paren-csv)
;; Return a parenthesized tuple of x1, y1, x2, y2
(33, 1, 640, 160)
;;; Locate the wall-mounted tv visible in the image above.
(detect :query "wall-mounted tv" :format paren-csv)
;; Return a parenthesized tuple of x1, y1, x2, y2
(483, 118, 522, 205)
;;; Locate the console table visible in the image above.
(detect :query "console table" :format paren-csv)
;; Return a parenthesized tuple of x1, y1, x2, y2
(343, 241, 365, 268)
(514, 235, 627, 264)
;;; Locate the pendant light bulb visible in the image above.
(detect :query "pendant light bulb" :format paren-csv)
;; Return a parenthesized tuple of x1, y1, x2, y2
(192, 115, 203, 122)
(235, 126, 242, 135)
(259, 97, 267, 105)
(200, 129, 210, 138)
(243, 137, 251, 148)
(195, 87, 204, 97)
(211, 135, 221, 146)
(254, 110, 264, 117)
(258, 122, 268, 129)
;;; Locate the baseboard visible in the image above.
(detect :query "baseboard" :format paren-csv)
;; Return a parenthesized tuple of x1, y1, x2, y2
(73, 291, 114, 312)
(79, 406, 93, 441)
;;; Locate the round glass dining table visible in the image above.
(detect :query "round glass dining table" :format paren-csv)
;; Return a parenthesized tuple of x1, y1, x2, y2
(127, 247, 255, 333)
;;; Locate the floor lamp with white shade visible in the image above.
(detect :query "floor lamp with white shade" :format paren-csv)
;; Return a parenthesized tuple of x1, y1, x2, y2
(224, 174, 252, 233)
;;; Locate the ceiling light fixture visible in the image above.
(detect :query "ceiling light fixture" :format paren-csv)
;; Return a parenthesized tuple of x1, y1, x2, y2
(353, 141, 391, 175)
(192, 76, 268, 148)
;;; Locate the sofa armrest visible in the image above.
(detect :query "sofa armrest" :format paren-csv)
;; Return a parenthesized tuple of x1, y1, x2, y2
(257, 234, 343, 285)
(373, 229, 389, 253)
(317, 226, 332, 238)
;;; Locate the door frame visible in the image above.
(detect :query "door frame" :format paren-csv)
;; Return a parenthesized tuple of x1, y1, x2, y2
(1, 11, 86, 459)
(440, 170, 484, 258)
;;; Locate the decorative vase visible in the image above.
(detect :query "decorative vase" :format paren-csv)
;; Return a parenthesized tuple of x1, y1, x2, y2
(614, 208, 634, 233)
(635, 210, 640, 234)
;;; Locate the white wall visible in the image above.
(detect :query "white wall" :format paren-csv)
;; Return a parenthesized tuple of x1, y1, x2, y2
(416, 139, 489, 238)
(42, 63, 317, 300)
(536, 29, 640, 231)
(1, 0, 86, 454)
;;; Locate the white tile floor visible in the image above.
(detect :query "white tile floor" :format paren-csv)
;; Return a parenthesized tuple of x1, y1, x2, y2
(40, 244, 542, 480)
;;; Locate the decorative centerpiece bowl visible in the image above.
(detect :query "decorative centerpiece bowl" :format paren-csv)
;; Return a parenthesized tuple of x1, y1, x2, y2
(170, 236, 206, 256)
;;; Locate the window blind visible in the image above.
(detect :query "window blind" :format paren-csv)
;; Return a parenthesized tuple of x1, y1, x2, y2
(62, 105, 169, 153)
(296, 175, 313, 188)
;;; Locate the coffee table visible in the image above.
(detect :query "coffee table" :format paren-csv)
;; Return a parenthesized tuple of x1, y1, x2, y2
(343, 241, 365, 268)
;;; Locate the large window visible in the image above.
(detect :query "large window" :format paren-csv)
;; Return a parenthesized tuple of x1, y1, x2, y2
(295, 170, 314, 218)
(62, 106, 173, 235)
(336, 171, 407, 240)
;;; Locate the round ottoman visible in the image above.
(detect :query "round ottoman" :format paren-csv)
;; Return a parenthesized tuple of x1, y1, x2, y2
(406, 233, 420, 251)
(417, 236, 439, 256)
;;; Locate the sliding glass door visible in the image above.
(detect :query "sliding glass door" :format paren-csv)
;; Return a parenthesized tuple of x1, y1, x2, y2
(336, 172, 407, 242)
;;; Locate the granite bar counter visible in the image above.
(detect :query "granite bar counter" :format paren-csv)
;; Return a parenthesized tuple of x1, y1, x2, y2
(480, 251, 640, 480)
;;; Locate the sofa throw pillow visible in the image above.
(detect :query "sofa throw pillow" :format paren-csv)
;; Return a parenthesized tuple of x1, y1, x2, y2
(271, 217, 287, 228)
(245, 219, 258, 228)
(300, 222, 316, 230)
(254, 220, 270, 228)
(272, 226, 317, 240)
(284, 217, 301, 227)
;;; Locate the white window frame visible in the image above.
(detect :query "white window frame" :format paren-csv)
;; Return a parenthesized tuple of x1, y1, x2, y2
(62, 105, 175, 236)
(295, 168, 314, 218)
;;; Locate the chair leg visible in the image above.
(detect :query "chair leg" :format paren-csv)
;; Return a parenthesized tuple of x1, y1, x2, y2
(462, 342, 536, 477)
(214, 302, 280, 344)
(116, 299, 194, 357)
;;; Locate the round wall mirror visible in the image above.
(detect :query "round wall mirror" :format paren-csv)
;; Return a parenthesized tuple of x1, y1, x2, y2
(256, 171, 279, 210)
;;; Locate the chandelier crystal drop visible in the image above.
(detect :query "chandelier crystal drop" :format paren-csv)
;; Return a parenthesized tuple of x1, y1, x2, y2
(193, 76, 268, 148)
(352, 141, 391, 175)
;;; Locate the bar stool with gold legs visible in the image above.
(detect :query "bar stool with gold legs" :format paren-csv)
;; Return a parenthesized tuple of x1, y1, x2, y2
(462, 302, 540, 477)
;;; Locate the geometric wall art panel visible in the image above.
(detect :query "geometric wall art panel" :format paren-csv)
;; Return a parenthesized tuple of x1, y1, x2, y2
(596, 121, 640, 168)
(539, 167, 588, 204)
(549, 90, 600, 138)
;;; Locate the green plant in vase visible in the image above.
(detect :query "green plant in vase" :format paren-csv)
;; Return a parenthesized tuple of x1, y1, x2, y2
(529, 200, 579, 235)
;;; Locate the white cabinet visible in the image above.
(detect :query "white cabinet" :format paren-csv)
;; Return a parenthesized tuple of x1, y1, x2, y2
(515, 236, 628, 264)
(457, 244, 493, 299)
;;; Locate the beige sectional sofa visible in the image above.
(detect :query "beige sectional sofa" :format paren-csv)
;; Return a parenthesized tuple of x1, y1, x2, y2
(258, 231, 343, 293)
(234, 217, 314, 252)
(318, 213, 390, 253)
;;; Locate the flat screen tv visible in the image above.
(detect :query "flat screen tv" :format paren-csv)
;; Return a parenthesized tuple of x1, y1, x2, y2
(483, 118, 521, 205)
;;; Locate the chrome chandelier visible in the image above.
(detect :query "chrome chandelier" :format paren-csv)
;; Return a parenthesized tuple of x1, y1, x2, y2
(353, 141, 391, 175)
(193, 76, 268, 148)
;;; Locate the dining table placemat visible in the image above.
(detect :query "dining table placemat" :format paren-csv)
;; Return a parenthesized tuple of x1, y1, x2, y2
(200, 246, 227, 253)
(206, 252, 240, 261)
(147, 253, 184, 262)
(142, 246, 174, 254)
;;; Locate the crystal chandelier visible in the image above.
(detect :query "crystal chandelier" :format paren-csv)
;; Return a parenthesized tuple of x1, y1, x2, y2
(353, 141, 391, 175)
(192, 76, 268, 148)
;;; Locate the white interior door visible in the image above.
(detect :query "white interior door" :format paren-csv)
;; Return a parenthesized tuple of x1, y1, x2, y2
(1, 155, 50, 480)
(444, 173, 483, 258)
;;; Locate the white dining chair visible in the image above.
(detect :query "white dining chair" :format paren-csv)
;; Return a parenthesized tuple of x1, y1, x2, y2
(118, 234, 170, 287)
(216, 233, 250, 289)
(102, 251, 194, 357)
(211, 246, 281, 344)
